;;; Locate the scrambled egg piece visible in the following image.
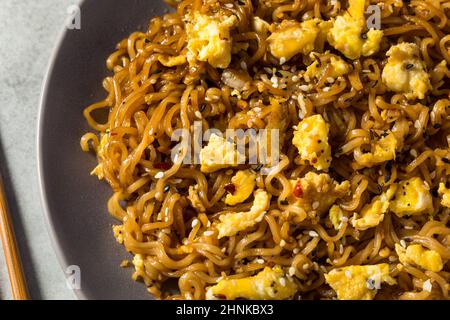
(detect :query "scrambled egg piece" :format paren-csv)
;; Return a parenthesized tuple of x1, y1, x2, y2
(200, 134, 239, 173)
(352, 185, 396, 230)
(188, 184, 206, 212)
(390, 177, 433, 217)
(225, 170, 256, 206)
(325, 264, 396, 300)
(395, 244, 443, 272)
(90, 134, 108, 179)
(157, 55, 187, 67)
(185, 12, 237, 68)
(292, 115, 332, 171)
(206, 266, 297, 300)
(304, 54, 349, 81)
(217, 190, 269, 238)
(327, 0, 383, 59)
(329, 205, 345, 230)
(289, 172, 350, 216)
(268, 19, 332, 61)
(381, 42, 431, 99)
(112, 225, 124, 244)
(356, 131, 398, 168)
(438, 183, 450, 208)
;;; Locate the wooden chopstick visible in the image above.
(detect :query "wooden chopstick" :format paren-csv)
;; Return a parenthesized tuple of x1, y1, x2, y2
(0, 173, 29, 300)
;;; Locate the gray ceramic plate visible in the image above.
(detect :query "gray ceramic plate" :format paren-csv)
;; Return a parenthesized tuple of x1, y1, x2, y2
(38, 0, 170, 299)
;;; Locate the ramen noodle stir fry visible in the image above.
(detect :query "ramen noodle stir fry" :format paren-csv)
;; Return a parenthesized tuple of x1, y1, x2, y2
(81, 0, 450, 300)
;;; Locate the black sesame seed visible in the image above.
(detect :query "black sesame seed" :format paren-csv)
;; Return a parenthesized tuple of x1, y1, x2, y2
(384, 175, 391, 183)
(442, 158, 450, 164)
(254, 164, 264, 171)
(199, 104, 206, 112)
(163, 185, 170, 193)
(405, 63, 414, 70)
(361, 33, 368, 40)
(433, 123, 441, 129)
(280, 200, 289, 205)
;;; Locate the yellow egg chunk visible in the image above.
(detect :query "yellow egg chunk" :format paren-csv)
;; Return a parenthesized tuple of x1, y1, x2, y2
(352, 185, 396, 230)
(304, 54, 349, 81)
(293, 115, 332, 170)
(268, 19, 331, 61)
(112, 225, 124, 244)
(90, 134, 108, 180)
(381, 42, 431, 100)
(185, 12, 237, 68)
(327, 0, 383, 59)
(395, 244, 443, 272)
(289, 172, 350, 216)
(206, 266, 297, 300)
(324, 264, 396, 300)
(356, 131, 398, 168)
(329, 205, 345, 230)
(217, 190, 269, 238)
(438, 183, 450, 208)
(225, 170, 256, 206)
(199, 134, 239, 173)
(390, 177, 433, 217)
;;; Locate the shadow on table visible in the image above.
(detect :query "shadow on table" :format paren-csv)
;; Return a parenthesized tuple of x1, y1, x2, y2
(0, 139, 42, 300)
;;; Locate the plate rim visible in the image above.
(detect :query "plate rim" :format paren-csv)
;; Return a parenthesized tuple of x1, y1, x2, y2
(36, 0, 86, 300)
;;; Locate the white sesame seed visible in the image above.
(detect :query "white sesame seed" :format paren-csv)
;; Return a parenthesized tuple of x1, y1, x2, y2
(423, 181, 430, 190)
(288, 267, 296, 276)
(150, 78, 157, 84)
(221, 247, 226, 253)
(339, 244, 344, 254)
(400, 239, 407, 248)
(404, 225, 414, 230)
(293, 248, 299, 254)
(195, 111, 202, 119)
(292, 75, 299, 82)
(430, 171, 436, 179)
(155, 172, 164, 179)
(302, 263, 309, 270)
(414, 120, 421, 129)
(326, 77, 335, 84)
(388, 255, 397, 262)
(203, 231, 214, 236)
(292, 125, 298, 130)
(279, 277, 286, 287)
(280, 57, 286, 65)
(256, 258, 265, 264)
(191, 219, 199, 228)
(299, 85, 310, 91)
(309, 230, 319, 237)
(423, 279, 432, 292)
(345, 270, 352, 279)
(224, 3, 233, 8)
(207, 221, 211, 227)
(410, 149, 418, 157)
(280, 240, 286, 247)
(312, 201, 320, 210)
(240, 61, 247, 70)
(322, 86, 331, 92)
(362, 69, 371, 73)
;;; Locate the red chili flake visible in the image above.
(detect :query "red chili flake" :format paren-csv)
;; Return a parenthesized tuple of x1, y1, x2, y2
(153, 162, 172, 170)
(224, 183, 236, 195)
(293, 181, 303, 198)
(311, 157, 318, 164)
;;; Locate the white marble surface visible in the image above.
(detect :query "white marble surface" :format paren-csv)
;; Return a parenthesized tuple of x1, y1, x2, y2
(0, 0, 76, 299)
